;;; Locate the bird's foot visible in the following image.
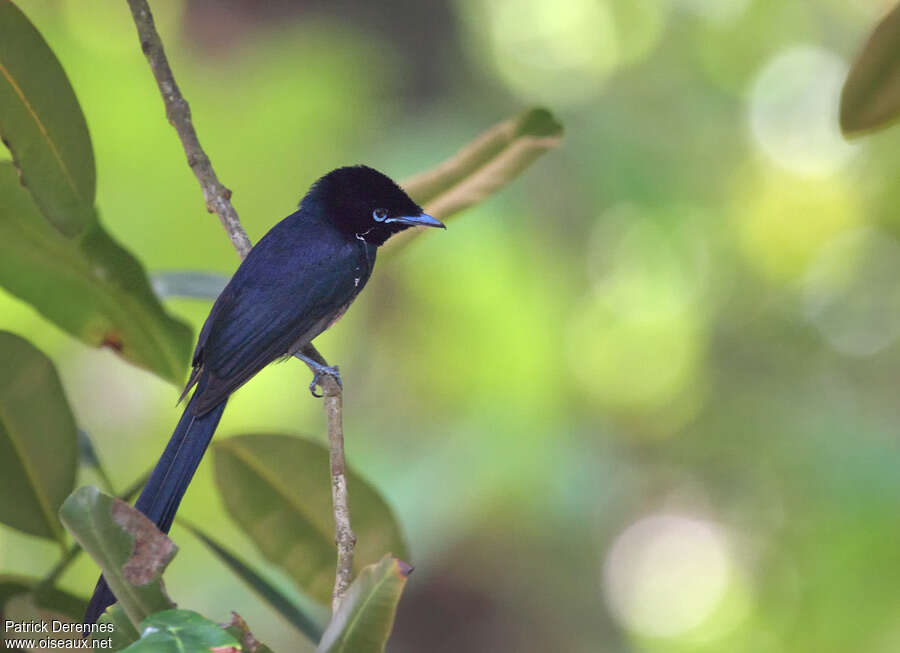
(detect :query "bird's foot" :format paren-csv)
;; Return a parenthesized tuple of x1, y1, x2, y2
(296, 354, 342, 397)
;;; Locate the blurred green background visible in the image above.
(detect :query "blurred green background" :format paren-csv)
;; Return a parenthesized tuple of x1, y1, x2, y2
(2, 0, 900, 651)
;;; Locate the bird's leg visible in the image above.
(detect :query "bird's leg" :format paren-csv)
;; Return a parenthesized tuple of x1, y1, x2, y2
(294, 344, 342, 397)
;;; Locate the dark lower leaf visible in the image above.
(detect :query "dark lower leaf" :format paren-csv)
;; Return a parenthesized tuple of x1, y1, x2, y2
(0, 331, 77, 543)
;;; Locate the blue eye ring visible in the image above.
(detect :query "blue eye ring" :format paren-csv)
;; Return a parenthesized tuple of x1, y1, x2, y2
(372, 208, 388, 222)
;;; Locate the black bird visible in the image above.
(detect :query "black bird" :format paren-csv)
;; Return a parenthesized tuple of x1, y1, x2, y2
(84, 165, 445, 624)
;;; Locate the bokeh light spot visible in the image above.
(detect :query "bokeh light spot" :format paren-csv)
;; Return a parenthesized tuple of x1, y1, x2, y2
(733, 169, 862, 282)
(457, 0, 665, 105)
(748, 45, 857, 177)
(570, 205, 710, 421)
(603, 514, 733, 638)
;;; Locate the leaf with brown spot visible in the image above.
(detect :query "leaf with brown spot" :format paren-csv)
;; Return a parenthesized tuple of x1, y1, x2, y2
(0, 0, 95, 235)
(111, 500, 178, 586)
(0, 162, 193, 386)
(59, 486, 176, 629)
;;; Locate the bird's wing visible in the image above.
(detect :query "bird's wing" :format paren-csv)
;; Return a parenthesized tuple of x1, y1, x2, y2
(189, 231, 366, 414)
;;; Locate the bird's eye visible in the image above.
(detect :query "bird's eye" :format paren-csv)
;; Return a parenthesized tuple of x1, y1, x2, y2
(372, 208, 388, 222)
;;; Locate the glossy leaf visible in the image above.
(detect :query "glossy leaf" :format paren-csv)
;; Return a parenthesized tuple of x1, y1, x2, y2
(58, 486, 176, 628)
(185, 523, 326, 642)
(213, 434, 409, 605)
(0, 163, 193, 385)
(0, 0, 95, 235)
(121, 610, 241, 653)
(840, 3, 900, 135)
(386, 107, 562, 253)
(0, 331, 77, 543)
(317, 555, 412, 653)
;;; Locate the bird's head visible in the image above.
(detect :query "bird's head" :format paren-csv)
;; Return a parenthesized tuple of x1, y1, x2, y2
(303, 165, 445, 246)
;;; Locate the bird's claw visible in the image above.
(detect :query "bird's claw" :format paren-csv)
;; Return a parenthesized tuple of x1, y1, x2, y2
(308, 364, 341, 398)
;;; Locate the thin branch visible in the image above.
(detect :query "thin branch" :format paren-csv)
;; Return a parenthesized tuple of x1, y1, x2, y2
(126, 0, 355, 612)
(125, 0, 251, 257)
(322, 374, 355, 613)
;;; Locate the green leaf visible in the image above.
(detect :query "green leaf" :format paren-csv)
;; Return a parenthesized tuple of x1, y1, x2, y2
(122, 610, 241, 653)
(185, 523, 326, 642)
(0, 331, 77, 543)
(840, 3, 900, 135)
(58, 486, 176, 628)
(213, 434, 409, 605)
(316, 555, 412, 653)
(386, 107, 563, 253)
(0, 0, 95, 235)
(100, 603, 142, 652)
(0, 162, 193, 385)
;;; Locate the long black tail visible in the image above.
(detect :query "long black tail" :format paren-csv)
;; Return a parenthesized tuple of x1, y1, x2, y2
(82, 388, 227, 624)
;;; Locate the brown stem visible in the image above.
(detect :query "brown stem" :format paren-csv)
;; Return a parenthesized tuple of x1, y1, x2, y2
(126, 0, 251, 257)
(126, 0, 354, 611)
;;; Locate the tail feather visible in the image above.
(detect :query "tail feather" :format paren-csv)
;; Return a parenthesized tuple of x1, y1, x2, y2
(82, 388, 227, 625)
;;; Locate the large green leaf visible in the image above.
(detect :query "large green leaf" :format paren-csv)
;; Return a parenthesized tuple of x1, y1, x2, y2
(316, 555, 411, 653)
(213, 434, 409, 605)
(0, 0, 95, 235)
(0, 331, 77, 543)
(0, 163, 192, 385)
(840, 2, 900, 135)
(122, 610, 241, 653)
(58, 486, 176, 628)
(385, 107, 562, 253)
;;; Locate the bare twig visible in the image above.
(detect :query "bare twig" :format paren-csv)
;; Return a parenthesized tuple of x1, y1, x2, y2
(322, 375, 356, 613)
(126, 0, 355, 611)
(126, 0, 251, 257)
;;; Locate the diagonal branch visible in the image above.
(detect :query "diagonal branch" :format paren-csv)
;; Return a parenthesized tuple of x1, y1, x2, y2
(125, 0, 354, 612)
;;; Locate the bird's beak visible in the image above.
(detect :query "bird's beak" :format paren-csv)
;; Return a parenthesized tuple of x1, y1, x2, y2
(385, 212, 446, 229)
